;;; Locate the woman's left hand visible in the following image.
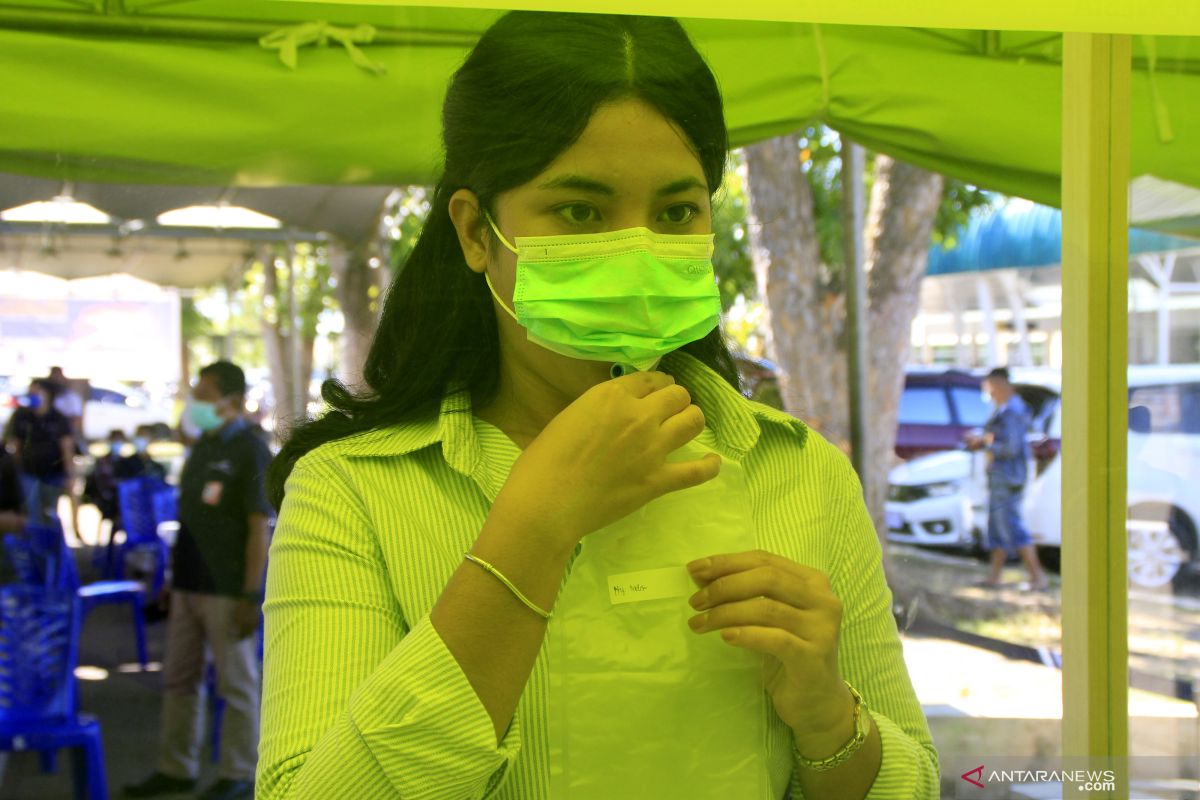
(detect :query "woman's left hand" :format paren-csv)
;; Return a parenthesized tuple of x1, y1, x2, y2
(685, 550, 855, 755)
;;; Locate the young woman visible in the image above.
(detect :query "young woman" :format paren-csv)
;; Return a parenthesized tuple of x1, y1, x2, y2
(258, 12, 938, 799)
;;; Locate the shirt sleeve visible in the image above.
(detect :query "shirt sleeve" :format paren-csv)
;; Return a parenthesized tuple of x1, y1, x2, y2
(792, 448, 939, 800)
(256, 455, 523, 800)
(240, 437, 275, 518)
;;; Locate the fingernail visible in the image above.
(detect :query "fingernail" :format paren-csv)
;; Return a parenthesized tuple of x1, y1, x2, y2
(687, 558, 710, 575)
(688, 590, 709, 610)
(688, 612, 708, 631)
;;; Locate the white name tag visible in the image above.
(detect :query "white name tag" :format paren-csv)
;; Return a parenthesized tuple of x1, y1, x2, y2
(607, 566, 694, 605)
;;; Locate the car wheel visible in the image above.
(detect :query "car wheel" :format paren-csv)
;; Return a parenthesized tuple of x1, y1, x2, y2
(1127, 512, 1192, 590)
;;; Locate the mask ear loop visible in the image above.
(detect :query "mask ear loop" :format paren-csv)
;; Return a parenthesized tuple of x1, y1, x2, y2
(482, 208, 519, 255)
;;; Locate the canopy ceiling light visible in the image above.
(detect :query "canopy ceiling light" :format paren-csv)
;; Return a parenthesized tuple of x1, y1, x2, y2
(1, 196, 112, 225)
(156, 203, 282, 229)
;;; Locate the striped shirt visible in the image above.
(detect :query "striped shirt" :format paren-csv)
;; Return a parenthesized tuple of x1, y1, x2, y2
(257, 349, 940, 799)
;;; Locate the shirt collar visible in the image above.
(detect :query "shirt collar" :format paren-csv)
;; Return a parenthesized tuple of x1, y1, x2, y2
(338, 350, 808, 481)
(206, 415, 248, 443)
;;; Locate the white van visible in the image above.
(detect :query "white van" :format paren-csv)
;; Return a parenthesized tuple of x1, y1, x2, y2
(1022, 364, 1200, 589)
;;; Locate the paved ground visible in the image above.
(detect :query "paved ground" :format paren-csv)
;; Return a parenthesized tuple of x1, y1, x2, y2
(1, 534, 1198, 798)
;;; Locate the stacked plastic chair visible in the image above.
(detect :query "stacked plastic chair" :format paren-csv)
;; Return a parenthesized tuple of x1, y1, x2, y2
(7, 523, 149, 669)
(0, 582, 108, 799)
(113, 478, 173, 600)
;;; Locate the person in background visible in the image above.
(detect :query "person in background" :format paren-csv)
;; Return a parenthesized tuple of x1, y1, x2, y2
(84, 429, 127, 518)
(47, 366, 85, 444)
(6, 378, 75, 527)
(0, 445, 26, 534)
(965, 367, 1049, 591)
(124, 361, 272, 800)
(0, 446, 28, 584)
(117, 424, 168, 481)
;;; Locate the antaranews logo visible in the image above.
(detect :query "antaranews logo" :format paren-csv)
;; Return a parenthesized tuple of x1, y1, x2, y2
(959, 763, 1119, 794)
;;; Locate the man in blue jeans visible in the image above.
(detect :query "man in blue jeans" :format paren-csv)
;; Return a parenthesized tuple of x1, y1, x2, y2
(965, 368, 1049, 591)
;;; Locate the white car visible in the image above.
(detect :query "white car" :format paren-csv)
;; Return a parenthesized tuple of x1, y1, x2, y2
(1023, 364, 1200, 589)
(886, 378, 1059, 553)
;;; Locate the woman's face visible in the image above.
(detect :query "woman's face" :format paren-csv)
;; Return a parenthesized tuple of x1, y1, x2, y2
(451, 95, 713, 399)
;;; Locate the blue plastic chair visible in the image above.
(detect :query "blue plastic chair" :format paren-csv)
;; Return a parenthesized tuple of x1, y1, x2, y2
(112, 478, 172, 599)
(0, 584, 108, 799)
(7, 524, 149, 669)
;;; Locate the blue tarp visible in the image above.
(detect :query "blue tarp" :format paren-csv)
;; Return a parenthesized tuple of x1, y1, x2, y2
(927, 200, 1199, 276)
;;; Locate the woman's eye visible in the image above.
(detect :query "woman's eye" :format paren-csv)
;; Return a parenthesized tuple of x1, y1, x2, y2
(555, 204, 600, 225)
(660, 204, 699, 225)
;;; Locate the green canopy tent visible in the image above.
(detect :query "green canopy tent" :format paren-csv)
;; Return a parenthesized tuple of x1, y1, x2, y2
(0, 2, 1197, 208)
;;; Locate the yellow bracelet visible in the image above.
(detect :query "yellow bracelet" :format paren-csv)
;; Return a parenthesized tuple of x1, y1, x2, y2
(463, 552, 553, 620)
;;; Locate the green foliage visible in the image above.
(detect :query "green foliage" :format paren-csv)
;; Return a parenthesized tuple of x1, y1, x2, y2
(784, 125, 996, 275)
(244, 242, 335, 340)
(180, 295, 211, 340)
(385, 187, 433, 280)
(711, 149, 756, 311)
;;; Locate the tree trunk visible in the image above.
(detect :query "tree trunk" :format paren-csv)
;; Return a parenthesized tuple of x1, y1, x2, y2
(744, 139, 943, 555)
(861, 156, 945, 544)
(743, 134, 849, 450)
(261, 255, 317, 430)
(331, 241, 384, 391)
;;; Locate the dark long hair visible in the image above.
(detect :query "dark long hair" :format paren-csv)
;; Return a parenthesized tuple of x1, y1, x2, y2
(267, 11, 742, 509)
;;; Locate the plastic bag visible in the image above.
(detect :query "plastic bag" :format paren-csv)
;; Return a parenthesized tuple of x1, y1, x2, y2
(547, 427, 770, 798)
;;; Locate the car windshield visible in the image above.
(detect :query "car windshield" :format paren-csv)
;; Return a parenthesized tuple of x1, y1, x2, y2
(898, 386, 952, 425)
(950, 386, 991, 427)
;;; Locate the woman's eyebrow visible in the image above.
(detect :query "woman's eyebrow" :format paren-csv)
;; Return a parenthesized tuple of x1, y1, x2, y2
(535, 174, 707, 197)
(536, 174, 615, 195)
(653, 177, 707, 197)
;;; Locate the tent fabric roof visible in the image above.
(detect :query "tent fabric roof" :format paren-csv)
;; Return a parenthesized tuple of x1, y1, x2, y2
(926, 200, 1200, 276)
(0, 3, 1197, 209)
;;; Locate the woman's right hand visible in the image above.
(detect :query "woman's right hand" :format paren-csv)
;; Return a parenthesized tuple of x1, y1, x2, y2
(493, 370, 721, 551)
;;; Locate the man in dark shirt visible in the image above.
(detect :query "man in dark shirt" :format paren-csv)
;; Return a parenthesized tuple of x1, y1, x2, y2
(6, 378, 75, 527)
(966, 367, 1049, 591)
(125, 361, 272, 800)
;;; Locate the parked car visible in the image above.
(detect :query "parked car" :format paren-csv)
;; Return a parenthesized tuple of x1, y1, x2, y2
(1023, 364, 1200, 589)
(885, 378, 1060, 552)
(734, 360, 1007, 460)
(2, 377, 173, 443)
(82, 382, 174, 442)
(894, 368, 993, 459)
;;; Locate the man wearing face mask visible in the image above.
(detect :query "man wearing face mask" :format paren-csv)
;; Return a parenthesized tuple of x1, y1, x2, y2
(6, 377, 75, 527)
(125, 361, 272, 800)
(965, 368, 1048, 590)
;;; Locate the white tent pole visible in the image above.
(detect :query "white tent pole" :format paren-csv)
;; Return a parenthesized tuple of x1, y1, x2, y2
(1060, 33, 1131, 797)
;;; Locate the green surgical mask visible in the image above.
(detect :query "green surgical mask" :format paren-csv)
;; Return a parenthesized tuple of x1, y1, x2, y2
(483, 210, 722, 375)
(188, 399, 223, 432)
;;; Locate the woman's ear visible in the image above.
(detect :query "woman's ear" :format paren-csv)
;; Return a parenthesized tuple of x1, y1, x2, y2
(448, 189, 490, 274)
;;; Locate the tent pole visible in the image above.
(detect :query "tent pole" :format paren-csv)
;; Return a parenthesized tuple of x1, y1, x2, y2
(843, 139, 868, 484)
(1060, 32, 1130, 799)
